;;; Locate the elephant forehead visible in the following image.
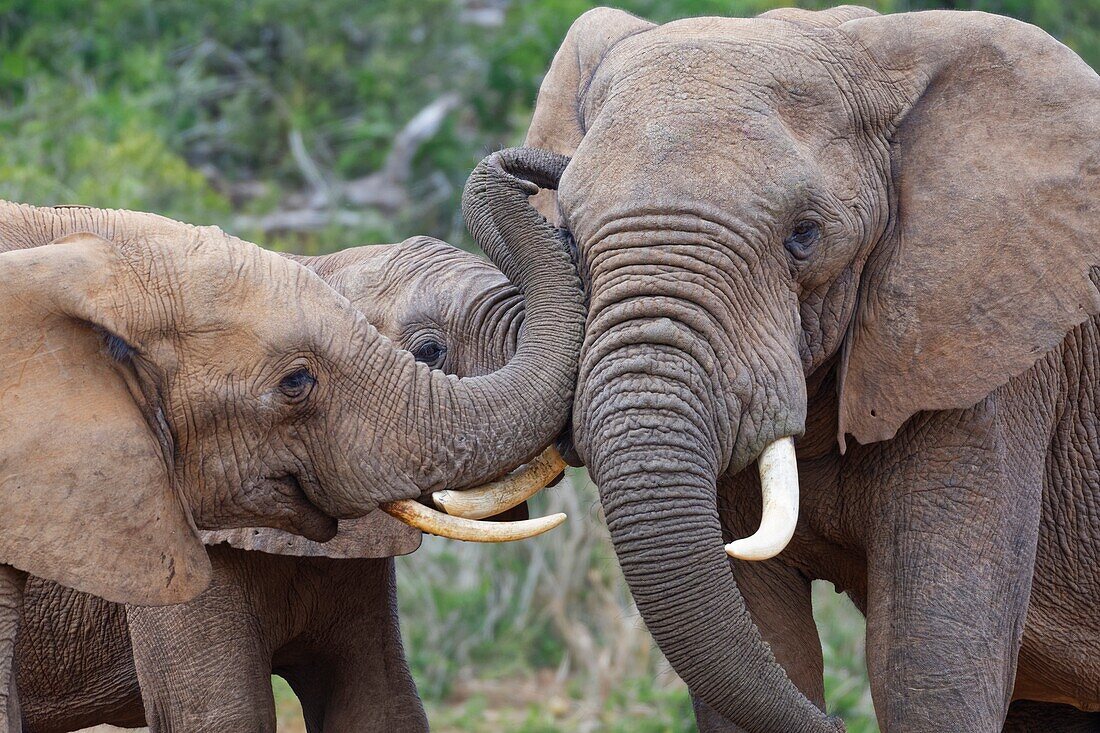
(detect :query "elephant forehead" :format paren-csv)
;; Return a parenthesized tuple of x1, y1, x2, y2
(594, 20, 857, 127)
(341, 238, 509, 320)
(159, 243, 350, 352)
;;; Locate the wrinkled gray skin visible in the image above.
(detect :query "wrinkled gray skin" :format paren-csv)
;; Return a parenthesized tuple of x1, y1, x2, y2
(495, 5, 1100, 733)
(16, 238, 528, 732)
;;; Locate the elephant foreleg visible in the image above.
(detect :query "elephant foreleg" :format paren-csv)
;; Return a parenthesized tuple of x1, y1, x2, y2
(128, 599, 275, 733)
(127, 549, 276, 733)
(291, 558, 426, 733)
(1002, 701, 1100, 732)
(0, 565, 26, 733)
(693, 557, 826, 732)
(863, 401, 1043, 733)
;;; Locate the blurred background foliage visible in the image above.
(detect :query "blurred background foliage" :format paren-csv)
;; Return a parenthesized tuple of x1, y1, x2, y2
(4, 1, 1093, 731)
(3, 0, 1097, 254)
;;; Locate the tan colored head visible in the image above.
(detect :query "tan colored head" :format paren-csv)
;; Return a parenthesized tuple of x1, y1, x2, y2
(206, 235, 545, 558)
(0, 167, 584, 606)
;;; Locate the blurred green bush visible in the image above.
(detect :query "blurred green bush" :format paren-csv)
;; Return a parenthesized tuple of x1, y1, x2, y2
(2, 0, 1096, 253)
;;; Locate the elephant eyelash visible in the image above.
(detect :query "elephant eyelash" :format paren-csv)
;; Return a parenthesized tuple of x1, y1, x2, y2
(410, 338, 447, 369)
(95, 326, 136, 364)
(784, 220, 820, 261)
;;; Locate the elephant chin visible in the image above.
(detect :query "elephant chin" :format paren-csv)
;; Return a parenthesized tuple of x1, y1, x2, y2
(225, 475, 338, 543)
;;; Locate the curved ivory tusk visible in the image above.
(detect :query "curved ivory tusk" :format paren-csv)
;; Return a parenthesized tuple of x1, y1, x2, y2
(724, 436, 799, 561)
(381, 499, 566, 542)
(431, 446, 567, 519)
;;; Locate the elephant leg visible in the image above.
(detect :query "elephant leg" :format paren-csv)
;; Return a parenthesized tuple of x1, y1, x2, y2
(1002, 701, 1100, 732)
(275, 558, 426, 733)
(0, 566, 24, 733)
(692, 558, 825, 732)
(127, 549, 276, 733)
(278, 669, 332, 733)
(129, 603, 275, 733)
(862, 401, 1044, 733)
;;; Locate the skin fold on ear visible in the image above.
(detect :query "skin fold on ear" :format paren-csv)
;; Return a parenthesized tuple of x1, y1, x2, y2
(201, 512, 420, 558)
(0, 233, 211, 605)
(837, 11, 1100, 446)
(524, 7, 655, 224)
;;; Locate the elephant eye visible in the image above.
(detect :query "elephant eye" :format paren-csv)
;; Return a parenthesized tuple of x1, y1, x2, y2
(278, 367, 316, 402)
(784, 221, 820, 260)
(411, 339, 447, 369)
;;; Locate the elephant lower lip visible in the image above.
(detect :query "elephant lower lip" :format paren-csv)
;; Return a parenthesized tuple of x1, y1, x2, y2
(271, 474, 338, 543)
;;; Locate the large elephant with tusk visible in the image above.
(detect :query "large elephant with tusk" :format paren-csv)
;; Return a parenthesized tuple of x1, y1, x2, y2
(470, 5, 1100, 733)
(15, 235, 565, 732)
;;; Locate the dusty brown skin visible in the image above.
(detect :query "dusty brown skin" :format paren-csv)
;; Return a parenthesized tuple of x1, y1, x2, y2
(16, 238, 553, 733)
(482, 5, 1100, 732)
(0, 155, 582, 730)
(18, 550, 417, 733)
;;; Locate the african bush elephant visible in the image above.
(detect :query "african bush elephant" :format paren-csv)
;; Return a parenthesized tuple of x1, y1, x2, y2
(476, 6, 1100, 733)
(0, 150, 583, 728)
(16, 236, 548, 732)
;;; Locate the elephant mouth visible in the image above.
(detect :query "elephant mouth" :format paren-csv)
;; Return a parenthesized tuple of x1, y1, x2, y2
(266, 473, 339, 543)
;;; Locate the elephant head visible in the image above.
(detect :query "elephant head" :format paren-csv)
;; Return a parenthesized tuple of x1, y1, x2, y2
(204, 235, 554, 558)
(475, 6, 1100, 732)
(0, 156, 584, 607)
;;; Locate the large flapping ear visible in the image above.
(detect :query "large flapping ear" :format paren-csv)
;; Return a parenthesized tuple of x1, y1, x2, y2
(524, 7, 655, 223)
(836, 11, 1100, 446)
(0, 233, 210, 604)
(201, 513, 421, 559)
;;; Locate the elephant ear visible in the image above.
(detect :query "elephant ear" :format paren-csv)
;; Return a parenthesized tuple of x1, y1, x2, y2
(836, 11, 1100, 445)
(759, 5, 877, 27)
(0, 233, 211, 604)
(524, 7, 655, 223)
(201, 514, 420, 559)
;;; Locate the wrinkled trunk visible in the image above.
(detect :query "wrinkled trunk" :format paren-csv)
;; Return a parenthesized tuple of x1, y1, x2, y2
(334, 148, 586, 508)
(581, 340, 836, 733)
(567, 210, 836, 731)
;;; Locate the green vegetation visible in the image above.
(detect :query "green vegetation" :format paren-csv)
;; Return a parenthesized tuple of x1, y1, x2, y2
(3, 0, 1097, 254)
(7, 1, 1097, 730)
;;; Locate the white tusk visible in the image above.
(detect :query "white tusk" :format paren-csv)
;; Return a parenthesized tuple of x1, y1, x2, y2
(724, 436, 799, 561)
(432, 445, 567, 519)
(381, 499, 566, 542)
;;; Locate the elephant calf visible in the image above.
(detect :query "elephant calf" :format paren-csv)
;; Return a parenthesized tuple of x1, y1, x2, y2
(16, 236, 555, 732)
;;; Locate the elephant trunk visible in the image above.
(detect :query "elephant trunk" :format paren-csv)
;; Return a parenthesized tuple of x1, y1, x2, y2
(582, 346, 834, 732)
(575, 272, 834, 731)
(332, 149, 585, 515)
